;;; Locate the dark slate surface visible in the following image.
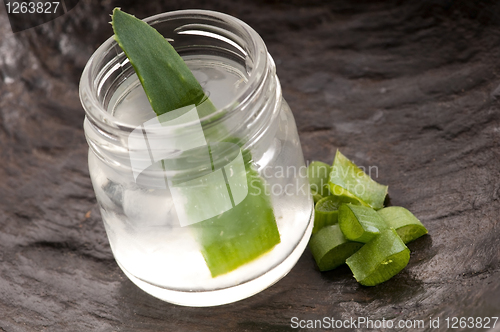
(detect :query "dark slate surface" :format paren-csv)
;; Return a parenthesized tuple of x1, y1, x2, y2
(1, 0, 499, 331)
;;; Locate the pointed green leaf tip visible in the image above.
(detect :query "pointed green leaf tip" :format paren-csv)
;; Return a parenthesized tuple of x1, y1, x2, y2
(111, 8, 212, 116)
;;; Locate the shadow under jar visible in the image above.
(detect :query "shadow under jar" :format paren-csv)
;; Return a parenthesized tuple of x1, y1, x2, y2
(80, 9, 313, 307)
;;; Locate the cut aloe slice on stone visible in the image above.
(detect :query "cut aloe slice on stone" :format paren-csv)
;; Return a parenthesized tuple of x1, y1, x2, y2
(328, 183, 369, 207)
(346, 228, 410, 286)
(312, 192, 323, 203)
(313, 195, 361, 234)
(377, 207, 428, 244)
(309, 224, 363, 271)
(338, 204, 389, 243)
(328, 150, 388, 210)
(307, 161, 331, 203)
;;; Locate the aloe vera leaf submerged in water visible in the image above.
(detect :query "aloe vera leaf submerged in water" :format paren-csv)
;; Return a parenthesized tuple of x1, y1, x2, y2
(193, 168, 280, 277)
(112, 9, 280, 277)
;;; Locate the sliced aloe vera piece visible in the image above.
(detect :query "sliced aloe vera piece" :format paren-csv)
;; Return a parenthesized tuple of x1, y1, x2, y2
(309, 224, 363, 271)
(312, 192, 323, 203)
(328, 150, 388, 210)
(307, 161, 331, 203)
(346, 228, 410, 286)
(313, 195, 361, 234)
(377, 207, 427, 244)
(329, 184, 369, 207)
(112, 9, 280, 277)
(338, 204, 389, 243)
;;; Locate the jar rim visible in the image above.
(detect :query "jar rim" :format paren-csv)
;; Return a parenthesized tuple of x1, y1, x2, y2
(79, 9, 269, 133)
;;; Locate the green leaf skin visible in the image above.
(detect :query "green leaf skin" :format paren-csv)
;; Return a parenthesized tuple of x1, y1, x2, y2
(112, 8, 216, 116)
(346, 228, 410, 286)
(328, 150, 388, 210)
(193, 167, 280, 277)
(312, 192, 323, 204)
(338, 204, 389, 243)
(377, 206, 428, 244)
(307, 161, 331, 202)
(309, 224, 363, 271)
(313, 195, 361, 234)
(328, 184, 370, 207)
(112, 9, 280, 277)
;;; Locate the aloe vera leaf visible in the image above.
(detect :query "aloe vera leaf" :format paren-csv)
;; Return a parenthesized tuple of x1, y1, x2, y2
(307, 161, 331, 202)
(193, 167, 280, 277)
(328, 150, 388, 210)
(338, 204, 389, 243)
(313, 195, 361, 234)
(346, 228, 410, 286)
(111, 8, 216, 116)
(112, 9, 280, 277)
(309, 224, 363, 271)
(377, 206, 428, 244)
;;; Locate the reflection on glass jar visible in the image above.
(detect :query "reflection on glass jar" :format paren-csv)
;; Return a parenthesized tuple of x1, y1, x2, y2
(80, 9, 313, 307)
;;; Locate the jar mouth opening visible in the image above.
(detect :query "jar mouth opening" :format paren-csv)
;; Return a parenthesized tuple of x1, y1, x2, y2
(80, 9, 268, 133)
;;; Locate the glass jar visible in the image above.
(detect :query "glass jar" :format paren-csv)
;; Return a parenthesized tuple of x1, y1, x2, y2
(80, 9, 313, 307)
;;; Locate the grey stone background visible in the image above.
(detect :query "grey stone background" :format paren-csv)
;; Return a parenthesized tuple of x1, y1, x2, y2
(0, 0, 499, 331)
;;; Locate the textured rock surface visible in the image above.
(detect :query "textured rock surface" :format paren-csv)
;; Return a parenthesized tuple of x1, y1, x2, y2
(1, 0, 499, 331)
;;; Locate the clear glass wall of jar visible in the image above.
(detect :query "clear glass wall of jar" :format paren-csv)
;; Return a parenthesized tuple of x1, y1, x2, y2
(80, 10, 313, 307)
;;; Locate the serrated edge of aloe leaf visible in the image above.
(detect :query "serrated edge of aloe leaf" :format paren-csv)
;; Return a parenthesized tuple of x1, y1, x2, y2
(111, 8, 216, 116)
